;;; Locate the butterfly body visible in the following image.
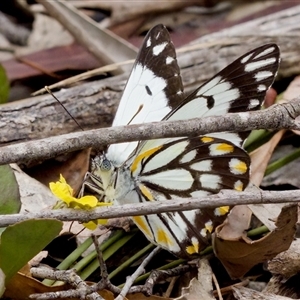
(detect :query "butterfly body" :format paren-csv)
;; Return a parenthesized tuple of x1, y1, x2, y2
(81, 25, 280, 258)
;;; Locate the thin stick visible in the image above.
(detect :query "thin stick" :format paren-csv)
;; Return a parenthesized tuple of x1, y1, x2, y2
(212, 272, 223, 300)
(115, 246, 161, 300)
(0, 189, 298, 227)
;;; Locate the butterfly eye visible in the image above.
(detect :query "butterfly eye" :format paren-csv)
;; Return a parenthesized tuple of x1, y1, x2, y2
(100, 158, 112, 172)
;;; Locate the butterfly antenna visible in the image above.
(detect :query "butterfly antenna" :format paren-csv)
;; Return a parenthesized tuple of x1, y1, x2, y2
(44, 86, 85, 131)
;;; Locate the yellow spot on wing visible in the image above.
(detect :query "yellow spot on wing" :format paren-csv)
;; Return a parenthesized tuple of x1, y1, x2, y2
(216, 143, 234, 153)
(157, 228, 173, 246)
(201, 136, 214, 143)
(130, 146, 162, 173)
(186, 237, 199, 255)
(132, 216, 152, 238)
(139, 184, 154, 201)
(234, 160, 247, 174)
(205, 221, 213, 233)
(234, 180, 244, 191)
(215, 206, 230, 216)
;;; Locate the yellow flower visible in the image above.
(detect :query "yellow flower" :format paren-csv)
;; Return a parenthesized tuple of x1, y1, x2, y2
(50, 174, 111, 229)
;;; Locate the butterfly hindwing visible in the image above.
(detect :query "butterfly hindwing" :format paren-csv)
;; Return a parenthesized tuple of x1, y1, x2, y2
(124, 136, 250, 257)
(131, 136, 250, 199)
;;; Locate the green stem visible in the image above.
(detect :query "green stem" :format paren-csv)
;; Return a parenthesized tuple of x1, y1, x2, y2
(265, 147, 300, 176)
(47, 230, 124, 286)
(108, 243, 155, 280)
(79, 230, 137, 280)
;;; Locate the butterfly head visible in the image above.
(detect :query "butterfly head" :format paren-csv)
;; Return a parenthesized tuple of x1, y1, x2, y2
(90, 154, 117, 202)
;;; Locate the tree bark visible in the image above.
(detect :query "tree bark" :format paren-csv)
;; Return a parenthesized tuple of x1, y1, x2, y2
(1, 4, 300, 145)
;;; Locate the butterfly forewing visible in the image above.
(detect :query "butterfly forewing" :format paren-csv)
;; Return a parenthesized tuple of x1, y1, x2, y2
(131, 44, 280, 159)
(107, 25, 185, 166)
(167, 44, 280, 146)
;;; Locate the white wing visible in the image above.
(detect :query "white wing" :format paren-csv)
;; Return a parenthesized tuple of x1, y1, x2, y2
(106, 25, 184, 166)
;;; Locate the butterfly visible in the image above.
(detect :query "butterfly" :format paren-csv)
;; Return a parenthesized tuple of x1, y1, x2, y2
(81, 24, 280, 258)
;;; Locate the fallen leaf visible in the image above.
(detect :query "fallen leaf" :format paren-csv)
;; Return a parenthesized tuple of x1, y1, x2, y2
(175, 259, 215, 300)
(213, 205, 297, 279)
(214, 205, 252, 240)
(12, 164, 58, 213)
(250, 130, 285, 187)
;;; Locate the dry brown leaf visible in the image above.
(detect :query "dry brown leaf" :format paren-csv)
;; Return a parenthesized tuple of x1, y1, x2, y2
(26, 148, 91, 194)
(250, 130, 285, 187)
(175, 259, 215, 300)
(283, 75, 300, 102)
(233, 286, 298, 300)
(246, 130, 286, 231)
(213, 205, 297, 279)
(12, 164, 58, 213)
(215, 205, 252, 240)
(248, 202, 288, 232)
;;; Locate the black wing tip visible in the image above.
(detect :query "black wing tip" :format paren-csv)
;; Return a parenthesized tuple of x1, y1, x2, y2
(242, 43, 280, 60)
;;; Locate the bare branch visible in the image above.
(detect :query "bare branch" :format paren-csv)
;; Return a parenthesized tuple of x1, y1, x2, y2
(30, 268, 104, 300)
(0, 98, 299, 166)
(1, 189, 300, 227)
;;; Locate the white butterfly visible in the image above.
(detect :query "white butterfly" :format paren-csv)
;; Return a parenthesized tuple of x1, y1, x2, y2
(81, 25, 280, 258)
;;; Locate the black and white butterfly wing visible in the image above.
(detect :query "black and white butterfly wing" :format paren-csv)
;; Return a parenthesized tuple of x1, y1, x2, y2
(121, 136, 251, 257)
(107, 25, 184, 166)
(166, 43, 280, 146)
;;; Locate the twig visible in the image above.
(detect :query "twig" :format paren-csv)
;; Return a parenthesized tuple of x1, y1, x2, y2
(92, 234, 108, 279)
(212, 272, 223, 300)
(0, 98, 300, 166)
(137, 264, 192, 296)
(116, 246, 161, 300)
(1, 189, 300, 227)
(91, 234, 122, 295)
(164, 276, 179, 298)
(30, 267, 104, 300)
(213, 279, 249, 297)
